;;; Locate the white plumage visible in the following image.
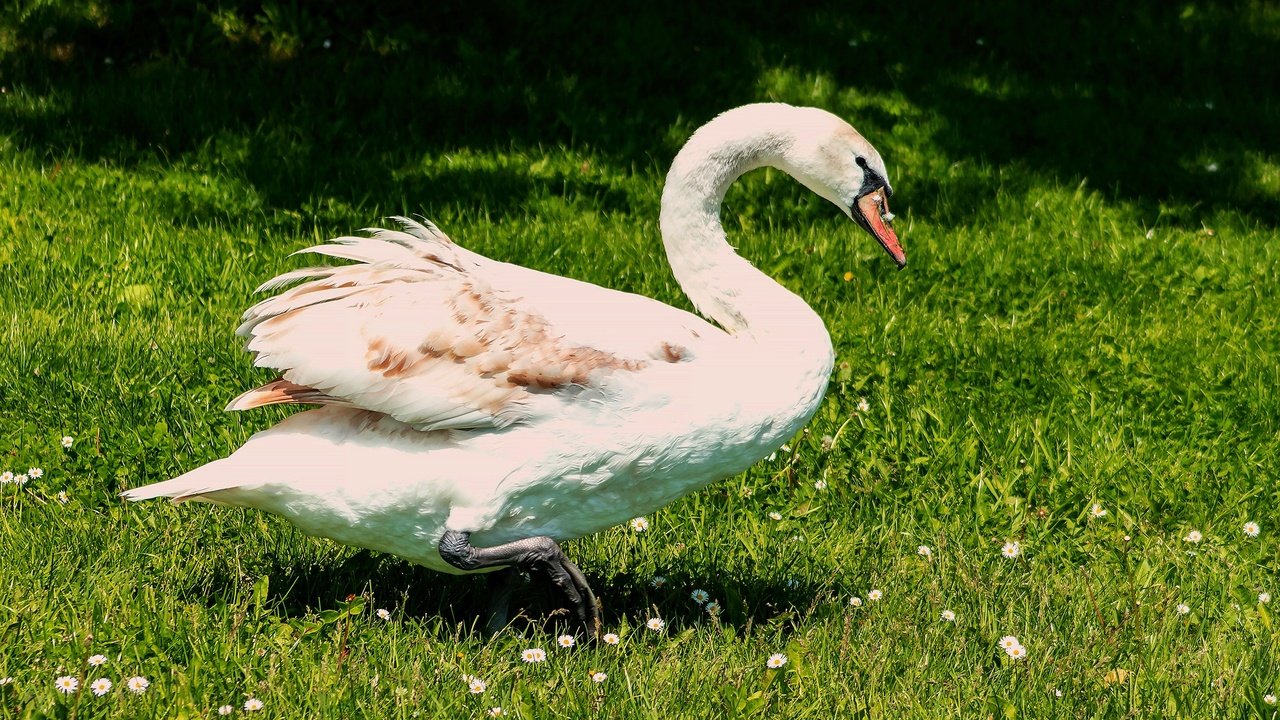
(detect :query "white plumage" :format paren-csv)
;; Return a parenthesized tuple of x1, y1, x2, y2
(123, 103, 902, 579)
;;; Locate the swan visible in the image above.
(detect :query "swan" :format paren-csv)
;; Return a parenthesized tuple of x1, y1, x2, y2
(122, 103, 904, 634)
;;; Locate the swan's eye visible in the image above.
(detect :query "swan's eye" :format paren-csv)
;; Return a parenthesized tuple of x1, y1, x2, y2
(855, 156, 869, 169)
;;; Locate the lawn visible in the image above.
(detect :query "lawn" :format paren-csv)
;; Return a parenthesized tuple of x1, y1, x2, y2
(2, 1, 1279, 718)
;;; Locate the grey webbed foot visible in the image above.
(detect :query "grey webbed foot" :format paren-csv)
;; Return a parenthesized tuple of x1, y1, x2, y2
(439, 530, 601, 636)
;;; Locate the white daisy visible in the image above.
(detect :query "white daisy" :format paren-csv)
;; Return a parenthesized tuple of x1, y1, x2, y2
(27, 468, 42, 479)
(603, 633, 620, 645)
(376, 608, 391, 620)
(520, 648, 546, 663)
(766, 653, 788, 669)
(1244, 521, 1260, 538)
(813, 479, 827, 490)
(590, 671, 607, 683)
(219, 705, 234, 715)
(1185, 530, 1202, 543)
(857, 398, 870, 413)
(1260, 592, 1271, 604)
(1053, 688, 1063, 698)
(917, 545, 932, 558)
(1089, 503, 1107, 518)
(14, 474, 27, 485)
(767, 511, 783, 521)
(87, 654, 107, 667)
(557, 634, 575, 648)
(998, 635, 1021, 651)
(1001, 541, 1021, 558)
(468, 677, 487, 694)
(868, 589, 882, 602)
(487, 708, 505, 717)
(705, 601, 721, 615)
(0, 471, 11, 484)
(125, 676, 149, 694)
(849, 596, 863, 607)
(56, 491, 69, 504)
(62, 436, 74, 449)
(90, 678, 112, 696)
(690, 589, 710, 604)
(646, 617, 665, 632)
(1007, 644, 1027, 660)
(1176, 603, 1190, 616)
(1265, 694, 1277, 706)
(650, 575, 667, 588)
(629, 517, 649, 532)
(244, 697, 263, 711)
(55, 676, 79, 694)
(941, 609, 956, 622)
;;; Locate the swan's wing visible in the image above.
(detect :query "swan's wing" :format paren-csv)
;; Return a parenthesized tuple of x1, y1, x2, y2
(231, 218, 717, 431)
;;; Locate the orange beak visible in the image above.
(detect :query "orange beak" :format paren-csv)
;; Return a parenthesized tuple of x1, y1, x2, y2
(854, 189, 906, 269)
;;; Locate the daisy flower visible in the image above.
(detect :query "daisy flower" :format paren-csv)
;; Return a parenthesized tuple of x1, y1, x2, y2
(868, 589, 882, 602)
(1265, 694, 1277, 706)
(1176, 603, 1190, 616)
(87, 654, 107, 667)
(941, 609, 956, 622)
(646, 617, 665, 632)
(1244, 521, 1260, 538)
(557, 634, 575, 648)
(56, 491, 69, 504)
(55, 676, 79, 694)
(629, 517, 649, 532)
(651, 575, 667, 588)
(14, 474, 27, 485)
(520, 648, 546, 663)
(468, 677, 487, 694)
(218, 706, 234, 716)
(125, 676, 149, 694)
(917, 545, 932, 559)
(766, 653, 788, 669)
(849, 596, 863, 607)
(705, 601, 721, 615)
(62, 436, 74, 449)
(1007, 645, 1027, 660)
(857, 398, 870, 413)
(244, 697, 263, 711)
(1185, 530, 1202, 543)
(27, 468, 42, 479)
(767, 511, 783, 521)
(1260, 592, 1271, 604)
(813, 480, 827, 490)
(376, 608, 391, 620)
(690, 589, 710, 604)
(90, 678, 112, 696)
(999, 636, 1021, 651)
(1089, 503, 1107, 518)
(590, 671, 607, 683)
(603, 633, 620, 645)
(1001, 541, 1021, 558)
(488, 709, 505, 718)
(0, 471, 11, 484)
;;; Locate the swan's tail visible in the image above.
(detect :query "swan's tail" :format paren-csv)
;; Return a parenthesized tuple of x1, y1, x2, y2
(120, 459, 245, 504)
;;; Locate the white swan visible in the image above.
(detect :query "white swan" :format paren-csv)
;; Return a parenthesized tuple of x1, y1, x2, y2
(123, 103, 904, 632)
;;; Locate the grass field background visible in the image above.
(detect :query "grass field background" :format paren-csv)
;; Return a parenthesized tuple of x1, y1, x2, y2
(2, 1, 1279, 717)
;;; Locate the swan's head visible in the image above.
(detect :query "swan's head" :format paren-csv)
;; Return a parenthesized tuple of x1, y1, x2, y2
(778, 106, 906, 269)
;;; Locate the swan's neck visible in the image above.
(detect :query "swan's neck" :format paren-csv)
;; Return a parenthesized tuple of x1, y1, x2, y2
(659, 122, 829, 354)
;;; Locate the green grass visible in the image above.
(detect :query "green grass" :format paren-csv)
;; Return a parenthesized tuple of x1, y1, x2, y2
(2, 1, 1280, 718)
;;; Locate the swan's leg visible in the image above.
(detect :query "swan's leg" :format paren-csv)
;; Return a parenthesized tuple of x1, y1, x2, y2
(439, 530, 601, 636)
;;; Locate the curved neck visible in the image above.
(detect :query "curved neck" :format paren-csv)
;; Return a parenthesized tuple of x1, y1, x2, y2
(659, 114, 828, 351)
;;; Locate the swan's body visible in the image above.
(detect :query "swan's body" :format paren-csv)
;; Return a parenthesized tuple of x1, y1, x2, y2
(124, 103, 903, 602)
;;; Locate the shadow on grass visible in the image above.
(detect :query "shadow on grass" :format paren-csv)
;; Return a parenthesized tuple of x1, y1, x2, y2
(198, 546, 825, 637)
(1, 0, 1276, 228)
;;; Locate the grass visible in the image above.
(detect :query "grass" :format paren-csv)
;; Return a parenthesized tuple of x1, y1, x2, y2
(1, 1, 1279, 717)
